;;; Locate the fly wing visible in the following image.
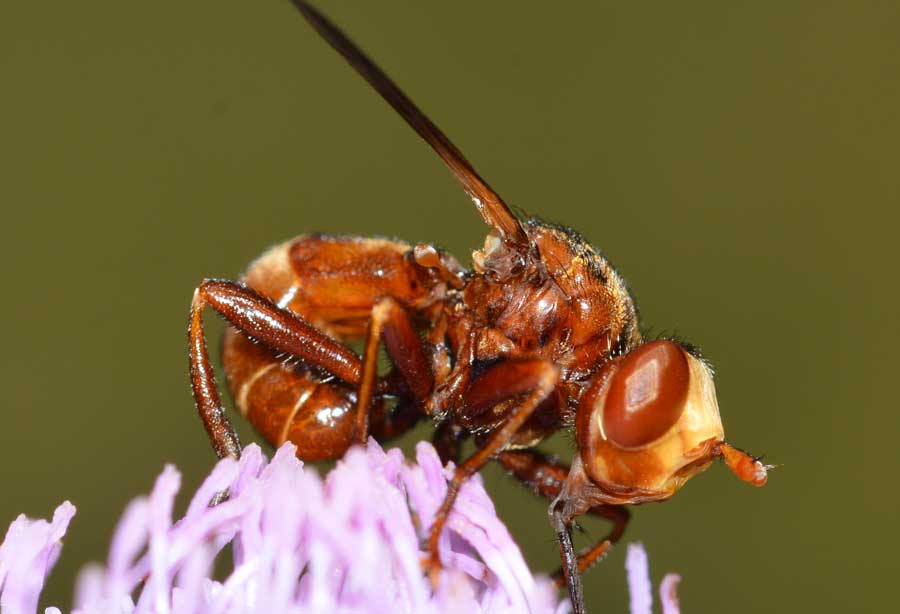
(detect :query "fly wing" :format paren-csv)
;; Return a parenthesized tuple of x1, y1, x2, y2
(291, 1, 528, 246)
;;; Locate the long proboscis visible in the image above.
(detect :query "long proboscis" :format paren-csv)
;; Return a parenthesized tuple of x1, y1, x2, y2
(291, 0, 528, 245)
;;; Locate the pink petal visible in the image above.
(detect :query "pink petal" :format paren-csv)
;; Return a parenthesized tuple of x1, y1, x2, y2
(626, 543, 653, 614)
(0, 501, 76, 614)
(659, 573, 682, 614)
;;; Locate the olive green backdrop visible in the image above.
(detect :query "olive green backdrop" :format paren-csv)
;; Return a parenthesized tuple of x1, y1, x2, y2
(2, 1, 896, 611)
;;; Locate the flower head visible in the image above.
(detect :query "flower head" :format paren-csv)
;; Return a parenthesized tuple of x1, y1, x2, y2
(0, 440, 683, 613)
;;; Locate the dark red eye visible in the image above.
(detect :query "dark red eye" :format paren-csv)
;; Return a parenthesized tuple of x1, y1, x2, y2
(602, 340, 690, 448)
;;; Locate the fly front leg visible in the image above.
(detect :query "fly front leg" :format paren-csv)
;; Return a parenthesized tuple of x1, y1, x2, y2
(354, 296, 433, 444)
(423, 359, 560, 582)
(189, 278, 364, 460)
(550, 505, 628, 585)
(498, 449, 630, 614)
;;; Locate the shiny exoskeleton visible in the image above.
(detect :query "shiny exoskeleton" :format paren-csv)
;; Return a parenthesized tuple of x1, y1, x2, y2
(188, 3, 771, 613)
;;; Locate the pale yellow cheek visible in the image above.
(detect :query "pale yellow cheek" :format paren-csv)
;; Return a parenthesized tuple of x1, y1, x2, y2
(646, 432, 697, 489)
(653, 356, 725, 485)
(679, 354, 724, 443)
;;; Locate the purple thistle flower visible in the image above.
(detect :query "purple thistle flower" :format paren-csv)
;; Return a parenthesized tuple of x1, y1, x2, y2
(0, 440, 683, 613)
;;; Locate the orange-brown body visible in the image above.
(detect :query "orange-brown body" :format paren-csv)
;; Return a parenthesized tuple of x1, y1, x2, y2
(221, 219, 641, 462)
(222, 235, 437, 460)
(188, 4, 771, 612)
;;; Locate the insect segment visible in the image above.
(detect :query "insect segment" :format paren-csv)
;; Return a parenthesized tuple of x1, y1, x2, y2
(187, 2, 771, 612)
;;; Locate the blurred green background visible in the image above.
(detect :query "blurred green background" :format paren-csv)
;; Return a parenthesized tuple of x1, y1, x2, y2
(2, 1, 896, 611)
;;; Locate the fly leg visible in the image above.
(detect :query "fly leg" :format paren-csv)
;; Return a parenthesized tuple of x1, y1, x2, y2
(498, 449, 631, 614)
(189, 278, 364, 460)
(354, 297, 433, 444)
(423, 360, 560, 582)
(550, 506, 629, 584)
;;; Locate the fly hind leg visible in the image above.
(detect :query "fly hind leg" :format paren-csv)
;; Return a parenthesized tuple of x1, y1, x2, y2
(189, 278, 365, 460)
(190, 234, 451, 461)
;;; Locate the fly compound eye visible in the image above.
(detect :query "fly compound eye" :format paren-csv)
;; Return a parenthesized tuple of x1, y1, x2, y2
(602, 340, 691, 448)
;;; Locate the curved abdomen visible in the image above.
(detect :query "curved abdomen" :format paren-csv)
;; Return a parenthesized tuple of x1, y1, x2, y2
(222, 331, 358, 460)
(221, 234, 436, 460)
